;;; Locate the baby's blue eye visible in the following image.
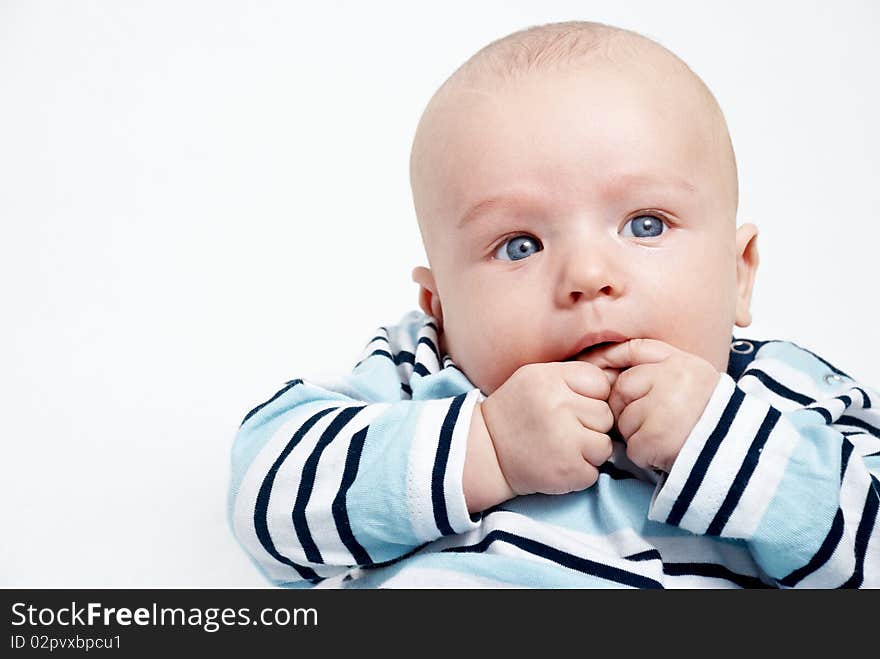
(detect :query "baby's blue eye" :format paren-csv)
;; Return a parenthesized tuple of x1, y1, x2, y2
(621, 214, 666, 238)
(494, 235, 543, 261)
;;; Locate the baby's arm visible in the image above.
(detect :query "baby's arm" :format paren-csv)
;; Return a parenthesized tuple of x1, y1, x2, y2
(643, 344, 880, 588)
(229, 323, 485, 587)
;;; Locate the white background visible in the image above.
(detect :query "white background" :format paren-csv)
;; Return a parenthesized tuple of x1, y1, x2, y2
(2, 1, 877, 586)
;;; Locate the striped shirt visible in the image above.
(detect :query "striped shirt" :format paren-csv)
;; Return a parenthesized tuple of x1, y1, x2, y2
(228, 310, 880, 588)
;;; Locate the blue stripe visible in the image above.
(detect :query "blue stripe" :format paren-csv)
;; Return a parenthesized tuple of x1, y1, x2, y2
(240, 379, 303, 427)
(836, 415, 880, 439)
(706, 407, 781, 536)
(444, 530, 663, 589)
(779, 441, 853, 587)
(744, 369, 815, 405)
(293, 406, 365, 564)
(839, 476, 879, 588)
(253, 406, 336, 583)
(667, 387, 745, 526)
(432, 394, 466, 535)
(332, 426, 372, 566)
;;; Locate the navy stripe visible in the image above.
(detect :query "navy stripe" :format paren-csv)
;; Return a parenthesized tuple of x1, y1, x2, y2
(367, 334, 390, 346)
(414, 363, 431, 377)
(662, 562, 770, 588)
(707, 407, 781, 536)
(626, 550, 769, 588)
(854, 387, 872, 409)
(240, 379, 303, 427)
(743, 369, 815, 405)
(293, 406, 365, 564)
(432, 394, 466, 536)
(394, 351, 415, 365)
(354, 349, 416, 369)
(837, 415, 880, 439)
(839, 476, 879, 588)
(841, 439, 854, 482)
(807, 405, 834, 424)
(418, 335, 442, 363)
(779, 442, 853, 586)
(253, 406, 336, 583)
(331, 426, 372, 566)
(444, 530, 663, 589)
(667, 387, 745, 526)
(425, 321, 439, 332)
(401, 383, 412, 396)
(625, 549, 662, 562)
(355, 349, 394, 369)
(835, 394, 852, 408)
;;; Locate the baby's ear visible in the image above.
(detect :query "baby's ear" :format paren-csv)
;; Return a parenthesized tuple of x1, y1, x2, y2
(734, 223, 760, 327)
(411, 266, 444, 327)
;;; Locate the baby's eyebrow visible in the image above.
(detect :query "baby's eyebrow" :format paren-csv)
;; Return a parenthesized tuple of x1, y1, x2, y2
(457, 174, 697, 229)
(602, 172, 698, 198)
(457, 193, 544, 229)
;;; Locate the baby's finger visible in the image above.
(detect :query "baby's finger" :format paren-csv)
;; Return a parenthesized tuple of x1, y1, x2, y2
(579, 428, 614, 467)
(573, 396, 614, 433)
(560, 361, 612, 400)
(616, 396, 649, 441)
(608, 364, 655, 419)
(586, 338, 677, 371)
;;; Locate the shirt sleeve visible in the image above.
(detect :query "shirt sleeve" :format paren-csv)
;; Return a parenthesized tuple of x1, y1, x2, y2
(649, 368, 880, 588)
(227, 322, 482, 587)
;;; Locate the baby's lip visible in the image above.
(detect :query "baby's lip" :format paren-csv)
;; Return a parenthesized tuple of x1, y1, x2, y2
(565, 331, 629, 361)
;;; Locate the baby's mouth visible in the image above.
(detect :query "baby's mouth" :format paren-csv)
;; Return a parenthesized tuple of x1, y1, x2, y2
(565, 340, 620, 362)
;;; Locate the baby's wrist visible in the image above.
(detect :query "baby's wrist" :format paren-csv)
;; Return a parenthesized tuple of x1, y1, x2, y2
(463, 402, 516, 513)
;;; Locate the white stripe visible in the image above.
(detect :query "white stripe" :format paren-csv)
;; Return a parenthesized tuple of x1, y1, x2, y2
(749, 356, 827, 401)
(435, 511, 662, 586)
(262, 407, 346, 574)
(408, 397, 455, 541)
(305, 404, 390, 566)
(860, 511, 880, 588)
(232, 402, 339, 582)
(739, 375, 807, 412)
(442, 391, 482, 534)
(723, 414, 801, 538)
(650, 375, 736, 522)
(676, 392, 770, 534)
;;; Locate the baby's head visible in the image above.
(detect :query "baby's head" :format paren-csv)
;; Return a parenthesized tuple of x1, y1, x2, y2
(409, 21, 759, 395)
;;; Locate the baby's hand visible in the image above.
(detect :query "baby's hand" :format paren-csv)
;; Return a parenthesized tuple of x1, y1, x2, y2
(480, 362, 615, 496)
(586, 339, 721, 473)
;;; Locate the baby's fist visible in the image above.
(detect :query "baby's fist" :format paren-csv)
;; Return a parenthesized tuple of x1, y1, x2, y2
(587, 339, 720, 472)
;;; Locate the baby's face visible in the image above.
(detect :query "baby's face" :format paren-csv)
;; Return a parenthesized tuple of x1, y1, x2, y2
(413, 64, 757, 395)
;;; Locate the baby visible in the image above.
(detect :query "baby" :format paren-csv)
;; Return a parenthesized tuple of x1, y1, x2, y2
(229, 21, 879, 588)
